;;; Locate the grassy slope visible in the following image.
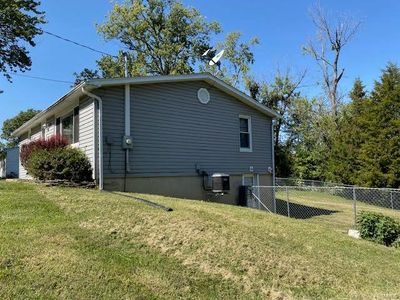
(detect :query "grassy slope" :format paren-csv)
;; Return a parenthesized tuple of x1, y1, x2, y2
(0, 181, 399, 299)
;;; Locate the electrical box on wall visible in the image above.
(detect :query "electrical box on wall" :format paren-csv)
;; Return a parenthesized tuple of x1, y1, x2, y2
(122, 135, 133, 149)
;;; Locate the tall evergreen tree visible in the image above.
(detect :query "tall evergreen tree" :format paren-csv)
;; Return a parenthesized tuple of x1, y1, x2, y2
(327, 79, 368, 184)
(357, 64, 400, 187)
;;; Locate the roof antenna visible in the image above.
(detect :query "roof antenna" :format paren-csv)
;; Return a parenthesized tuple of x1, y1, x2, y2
(202, 48, 225, 70)
(123, 52, 128, 78)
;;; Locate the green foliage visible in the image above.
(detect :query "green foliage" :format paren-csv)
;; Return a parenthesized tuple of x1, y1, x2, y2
(356, 63, 400, 188)
(0, 0, 45, 81)
(73, 68, 100, 86)
(325, 79, 368, 184)
(393, 237, 400, 249)
(1, 109, 41, 147)
(26, 147, 93, 182)
(325, 64, 400, 187)
(288, 98, 331, 180)
(357, 211, 400, 246)
(248, 70, 305, 177)
(0, 141, 5, 160)
(201, 32, 259, 88)
(96, 0, 221, 77)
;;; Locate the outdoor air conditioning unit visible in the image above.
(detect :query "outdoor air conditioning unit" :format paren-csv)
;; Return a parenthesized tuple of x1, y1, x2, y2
(211, 173, 230, 194)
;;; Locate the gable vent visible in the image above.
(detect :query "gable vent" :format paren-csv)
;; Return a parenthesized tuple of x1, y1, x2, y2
(197, 88, 210, 104)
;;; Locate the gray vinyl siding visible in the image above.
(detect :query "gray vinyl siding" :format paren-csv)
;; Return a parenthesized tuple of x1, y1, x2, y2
(78, 98, 95, 178)
(45, 117, 55, 139)
(101, 81, 273, 177)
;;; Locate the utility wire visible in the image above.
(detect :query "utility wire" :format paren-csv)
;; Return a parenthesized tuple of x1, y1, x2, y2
(43, 30, 118, 58)
(12, 73, 73, 84)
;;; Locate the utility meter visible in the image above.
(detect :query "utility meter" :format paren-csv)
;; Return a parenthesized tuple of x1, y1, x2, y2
(122, 135, 133, 149)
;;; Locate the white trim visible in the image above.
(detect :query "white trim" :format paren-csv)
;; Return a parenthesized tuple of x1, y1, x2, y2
(81, 87, 103, 190)
(271, 120, 275, 186)
(239, 115, 252, 152)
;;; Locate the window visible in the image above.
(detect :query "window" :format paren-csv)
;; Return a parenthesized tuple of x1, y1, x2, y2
(61, 113, 73, 144)
(59, 106, 79, 145)
(239, 115, 252, 152)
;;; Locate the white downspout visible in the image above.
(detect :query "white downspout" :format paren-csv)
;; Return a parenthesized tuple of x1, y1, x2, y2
(81, 87, 103, 190)
(271, 120, 276, 213)
(271, 120, 275, 187)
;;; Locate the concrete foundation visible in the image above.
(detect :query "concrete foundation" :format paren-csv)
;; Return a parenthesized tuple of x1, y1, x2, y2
(104, 174, 272, 205)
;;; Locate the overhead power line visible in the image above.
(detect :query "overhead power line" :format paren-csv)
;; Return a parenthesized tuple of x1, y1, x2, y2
(13, 73, 73, 84)
(43, 30, 118, 58)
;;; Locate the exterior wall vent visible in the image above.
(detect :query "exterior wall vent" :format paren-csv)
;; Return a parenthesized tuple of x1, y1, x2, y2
(197, 88, 210, 104)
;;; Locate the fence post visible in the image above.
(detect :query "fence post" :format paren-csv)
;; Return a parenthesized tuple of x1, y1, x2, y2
(273, 186, 277, 213)
(352, 187, 357, 228)
(286, 186, 290, 218)
(390, 190, 394, 210)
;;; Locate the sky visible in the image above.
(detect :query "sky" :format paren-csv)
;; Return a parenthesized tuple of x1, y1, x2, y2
(0, 0, 399, 130)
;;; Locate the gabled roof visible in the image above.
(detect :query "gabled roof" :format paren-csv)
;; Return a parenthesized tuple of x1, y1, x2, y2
(12, 73, 280, 137)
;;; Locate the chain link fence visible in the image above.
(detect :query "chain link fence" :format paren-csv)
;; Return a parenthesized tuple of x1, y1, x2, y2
(276, 177, 354, 187)
(250, 185, 400, 231)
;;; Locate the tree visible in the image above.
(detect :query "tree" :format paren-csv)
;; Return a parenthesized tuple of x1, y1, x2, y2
(0, 0, 45, 81)
(201, 32, 259, 88)
(73, 68, 100, 86)
(356, 63, 400, 188)
(96, 0, 221, 77)
(1, 109, 40, 147)
(0, 141, 5, 160)
(289, 98, 331, 180)
(247, 70, 306, 176)
(303, 5, 361, 117)
(326, 78, 368, 184)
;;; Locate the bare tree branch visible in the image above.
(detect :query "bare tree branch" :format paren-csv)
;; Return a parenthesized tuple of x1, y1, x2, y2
(304, 4, 361, 118)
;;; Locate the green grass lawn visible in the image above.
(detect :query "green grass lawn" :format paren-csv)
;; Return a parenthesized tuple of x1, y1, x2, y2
(275, 189, 400, 232)
(1, 181, 400, 299)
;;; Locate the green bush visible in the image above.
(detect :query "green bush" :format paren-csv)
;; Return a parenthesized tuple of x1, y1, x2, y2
(392, 237, 400, 249)
(357, 211, 400, 246)
(26, 147, 93, 183)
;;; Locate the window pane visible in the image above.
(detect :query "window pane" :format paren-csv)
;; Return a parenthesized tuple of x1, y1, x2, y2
(62, 114, 73, 144)
(240, 118, 248, 132)
(240, 133, 250, 148)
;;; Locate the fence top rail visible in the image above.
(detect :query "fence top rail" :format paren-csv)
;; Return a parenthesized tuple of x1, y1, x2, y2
(276, 177, 353, 186)
(253, 185, 400, 192)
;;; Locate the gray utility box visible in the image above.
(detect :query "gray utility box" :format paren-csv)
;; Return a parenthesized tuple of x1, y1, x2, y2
(211, 173, 230, 193)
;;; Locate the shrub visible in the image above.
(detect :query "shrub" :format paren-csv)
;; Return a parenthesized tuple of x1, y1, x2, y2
(20, 135, 69, 167)
(357, 211, 400, 246)
(25, 147, 93, 183)
(392, 237, 400, 249)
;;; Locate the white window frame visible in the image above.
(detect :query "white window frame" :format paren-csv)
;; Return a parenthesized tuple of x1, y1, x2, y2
(239, 115, 252, 152)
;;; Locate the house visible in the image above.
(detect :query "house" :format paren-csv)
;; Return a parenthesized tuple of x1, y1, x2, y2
(12, 73, 279, 205)
(0, 147, 19, 178)
(6, 147, 19, 178)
